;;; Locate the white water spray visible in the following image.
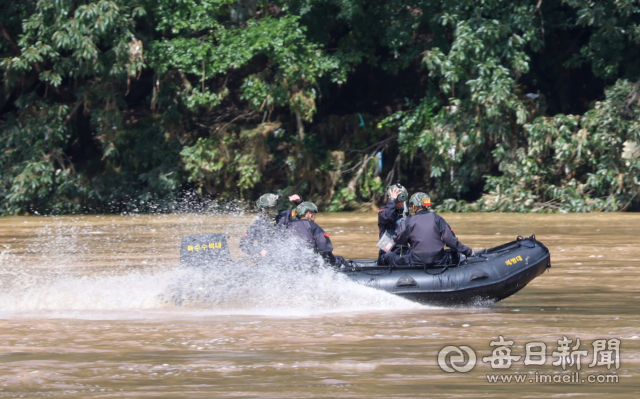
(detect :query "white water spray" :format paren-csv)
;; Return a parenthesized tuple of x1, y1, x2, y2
(0, 212, 422, 318)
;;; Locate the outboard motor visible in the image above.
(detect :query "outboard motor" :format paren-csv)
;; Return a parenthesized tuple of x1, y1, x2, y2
(179, 234, 232, 268)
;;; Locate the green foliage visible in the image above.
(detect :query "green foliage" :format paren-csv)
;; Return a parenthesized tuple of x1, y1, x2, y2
(95, 119, 184, 202)
(180, 124, 274, 198)
(0, 0, 156, 213)
(149, 9, 341, 117)
(481, 79, 640, 212)
(326, 156, 384, 212)
(3, 0, 145, 84)
(1, 0, 640, 214)
(0, 98, 82, 213)
(563, 0, 640, 79)
(380, 97, 437, 157)
(391, 0, 542, 200)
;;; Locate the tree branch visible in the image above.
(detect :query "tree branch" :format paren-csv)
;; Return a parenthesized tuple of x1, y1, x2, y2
(295, 111, 305, 141)
(341, 135, 398, 175)
(384, 154, 401, 187)
(346, 154, 369, 195)
(534, 0, 543, 12)
(0, 22, 21, 55)
(212, 111, 257, 135)
(64, 100, 83, 124)
(345, 135, 397, 154)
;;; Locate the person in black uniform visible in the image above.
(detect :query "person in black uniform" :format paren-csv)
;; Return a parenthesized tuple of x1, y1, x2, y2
(377, 183, 409, 265)
(286, 201, 348, 267)
(240, 193, 302, 256)
(382, 192, 475, 267)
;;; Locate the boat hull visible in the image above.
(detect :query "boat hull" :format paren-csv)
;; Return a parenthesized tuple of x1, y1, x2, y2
(341, 236, 550, 307)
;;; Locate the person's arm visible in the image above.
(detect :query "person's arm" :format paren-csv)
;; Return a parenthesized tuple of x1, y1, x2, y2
(309, 222, 348, 265)
(310, 222, 334, 253)
(437, 215, 473, 256)
(392, 217, 412, 245)
(276, 195, 304, 225)
(377, 197, 398, 228)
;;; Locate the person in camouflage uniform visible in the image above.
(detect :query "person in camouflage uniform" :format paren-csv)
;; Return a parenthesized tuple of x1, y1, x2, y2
(239, 193, 302, 256)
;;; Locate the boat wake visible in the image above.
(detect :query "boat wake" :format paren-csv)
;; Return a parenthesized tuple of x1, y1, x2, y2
(0, 256, 422, 320)
(0, 214, 423, 319)
(0, 265, 422, 319)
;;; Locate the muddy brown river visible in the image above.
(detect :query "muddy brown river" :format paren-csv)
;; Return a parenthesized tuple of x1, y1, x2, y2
(0, 212, 638, 398)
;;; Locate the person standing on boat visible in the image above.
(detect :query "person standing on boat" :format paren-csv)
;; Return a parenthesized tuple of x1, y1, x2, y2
(377, 183, 410, 265)
(382, 192, 475, 267)
(240, 193, 303, 256)
(286, 201, 348, 267)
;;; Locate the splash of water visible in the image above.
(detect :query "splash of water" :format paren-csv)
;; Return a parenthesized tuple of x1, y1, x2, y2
(0, 263, 422, 318)
(0, 210, 423, 319)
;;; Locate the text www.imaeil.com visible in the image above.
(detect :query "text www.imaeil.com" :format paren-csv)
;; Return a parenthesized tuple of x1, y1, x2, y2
(486, 372, 619, 384)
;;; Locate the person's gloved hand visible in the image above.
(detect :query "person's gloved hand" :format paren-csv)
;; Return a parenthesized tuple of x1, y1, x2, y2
(465, 248, 476, 257)
(334, 255, 349, 268)
(289, 194, 302, 204)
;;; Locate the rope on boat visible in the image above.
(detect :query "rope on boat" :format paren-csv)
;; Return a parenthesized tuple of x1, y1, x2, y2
(345, 234, 544, 274)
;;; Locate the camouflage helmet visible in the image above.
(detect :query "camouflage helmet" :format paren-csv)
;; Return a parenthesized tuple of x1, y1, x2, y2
(409, 192, 431, 209)
(386, 183, 409, 202)
(292, 201, 318, 219)
(256, 193, 282, 209)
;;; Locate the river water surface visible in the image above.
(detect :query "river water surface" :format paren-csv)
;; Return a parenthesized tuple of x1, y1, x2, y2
(0, 212, 638, 397)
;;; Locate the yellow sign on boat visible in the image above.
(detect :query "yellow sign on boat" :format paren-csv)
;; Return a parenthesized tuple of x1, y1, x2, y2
(187, 242, 222, 252)
(505, 255, 523, 266)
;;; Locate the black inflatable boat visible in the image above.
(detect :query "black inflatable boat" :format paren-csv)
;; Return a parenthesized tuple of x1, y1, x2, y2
(342, 235, 550, 306)
(177, 234, 550, 307)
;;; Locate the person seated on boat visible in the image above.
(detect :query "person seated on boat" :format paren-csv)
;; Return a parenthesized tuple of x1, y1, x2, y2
(377, 183, 410, 265)
(382, 192, 475, 267)
(286, 201, 349, 267)
(240, 193, 303, 256)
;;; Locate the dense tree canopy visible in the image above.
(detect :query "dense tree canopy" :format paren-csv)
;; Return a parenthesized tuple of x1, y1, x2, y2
(1, 0, 639, 214)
